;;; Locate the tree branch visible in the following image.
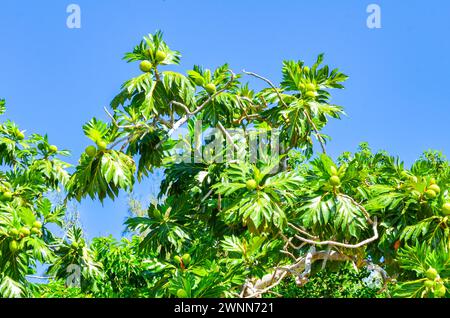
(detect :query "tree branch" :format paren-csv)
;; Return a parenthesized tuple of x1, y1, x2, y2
(293, 217, 378, 249)
(242, 249, 353, 297)
(217, 121, 240, 153)
(302, 109, 327, 154)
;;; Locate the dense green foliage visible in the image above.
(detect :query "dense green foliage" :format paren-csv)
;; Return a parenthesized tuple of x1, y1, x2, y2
(0, 32, 448, 298)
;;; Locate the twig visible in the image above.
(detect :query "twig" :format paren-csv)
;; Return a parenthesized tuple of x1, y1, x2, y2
(170, 100, 192, 115)
(302, 110, 327, 154)
(288, 222, 318, 239)
(217, 121, 240, 153)
(108, 135, 129, 150)
(26, 275, 54, 280)
(339, 194, 373, 224)
(200, 188, 214, 203)
(104, 106, 119, 127)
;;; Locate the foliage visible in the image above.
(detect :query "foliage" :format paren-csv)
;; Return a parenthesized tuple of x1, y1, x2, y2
(1, 31, 448, 299)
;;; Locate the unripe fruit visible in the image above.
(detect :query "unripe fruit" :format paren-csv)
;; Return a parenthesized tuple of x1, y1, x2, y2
(176, 289, 188, 298)
(306, 83, 316, 91)
(31, 227, 41, 235)
(155, 50, 167, 62)
(329, 175, 341, 187)
(33, 221, 42, 229)
(426, 267, 438, 280)
(79, 241, 85, 248)
(151, 209, 162, 219)
(246, 179, 257, 191)
(85, 145, 97, 157)
(305, 91, 316, 98)
(429, 178, 436, 185)
(194, 77, 205, 86)
(71, 242, 79, 249)
(205, 83, 217, 95)
(330, 166, 338, 176)
(97, 141, 107, 151)
(442, 203, 450, 215)
(303, 66, 310, 73)
(1, 192, 13, 202)
(9, 240, 19, 253)
(298, 83, 306, 90)
(181, 253, 191, 266)
(424, 280, 435, 289)
(8, 228, 19, 237)
(139, 60, 153, 73)
(428, 184, 440, 194)
(16, 131, 25, 140)
(434, 284, 446, 298)
(174, 255, 181, 264)
(19, 227, 31, 237)
(424, 189, 437, 199)
(49, 145, 58, 153)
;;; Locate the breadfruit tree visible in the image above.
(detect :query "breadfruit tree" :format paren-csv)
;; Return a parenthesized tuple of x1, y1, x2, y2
(0, 31, 448, 298)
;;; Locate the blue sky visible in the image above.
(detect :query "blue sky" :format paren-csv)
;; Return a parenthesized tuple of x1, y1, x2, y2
(1, 0, 449, 240)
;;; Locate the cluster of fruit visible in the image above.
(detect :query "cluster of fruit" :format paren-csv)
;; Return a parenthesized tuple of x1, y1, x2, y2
(299, 79, 317, 99)
(173, 254, 192, 298)
(423, 178, 440, 200)
(174, 253, 191, 268)
(70, 240, 85, 250)
(329, 166, 341, 187)
(424, 267, 447, 298)
(84, 140, 107, 158)
(139, 50, 167, 73)
(189, 72, 217, 95)
(7, 221, 42, 253)
(139, 50, 217, 96)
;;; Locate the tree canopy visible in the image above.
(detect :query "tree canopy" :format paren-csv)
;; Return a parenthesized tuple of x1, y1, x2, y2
(0, 32, 448, 299)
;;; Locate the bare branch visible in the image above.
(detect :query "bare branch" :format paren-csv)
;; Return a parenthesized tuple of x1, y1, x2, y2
(242, 249, 353, 297)
(294, 217, 378, 249)
(104, 106, 119, 127)
(243, 70, 289, 109)
(170, 100, 192, 115)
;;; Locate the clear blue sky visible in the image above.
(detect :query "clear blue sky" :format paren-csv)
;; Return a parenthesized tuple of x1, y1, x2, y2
(1, 0, 449, 240)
